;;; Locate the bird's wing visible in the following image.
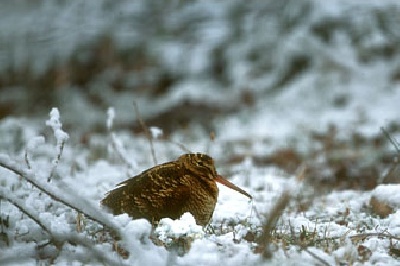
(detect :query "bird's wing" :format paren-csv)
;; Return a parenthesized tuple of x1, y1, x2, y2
(102, 162, 191, 221)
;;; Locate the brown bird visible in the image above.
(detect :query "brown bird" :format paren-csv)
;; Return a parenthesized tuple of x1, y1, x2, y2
(101, 153, 252, 226)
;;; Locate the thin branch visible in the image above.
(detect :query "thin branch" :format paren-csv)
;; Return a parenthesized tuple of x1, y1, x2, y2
(0, 188, 128, 266)
(107, 107, 138, 172)
(109, 132, 137, 171)
(350, 232, 400, 241)
(302, 248, 331, 266)
(47, 139, 66, 182)
(54, 233, 130, 266)
(381, 126, 400, 155)
(24, 150, 32, 169)
(206, 131, 215, 155)
(25, 136, 45, 171)
(0, 156, 120, 237)
(169, 140, 192, 154)
(133, 101, 157, 165)
(0, 188, 50, 234)
(45, 108, 69, 183)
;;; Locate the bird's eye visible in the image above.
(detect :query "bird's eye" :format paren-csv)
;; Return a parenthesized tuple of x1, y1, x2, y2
(196, 161, 204, 167)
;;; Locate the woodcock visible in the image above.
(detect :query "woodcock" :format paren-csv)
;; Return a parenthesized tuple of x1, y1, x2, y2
(101, 153, 252, 226)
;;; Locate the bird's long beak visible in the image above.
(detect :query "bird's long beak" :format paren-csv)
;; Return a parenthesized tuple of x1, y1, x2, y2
(215, 175, 252, 199)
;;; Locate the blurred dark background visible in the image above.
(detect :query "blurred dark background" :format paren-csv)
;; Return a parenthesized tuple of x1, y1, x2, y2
(1, 0, 400, 176)
(1, 0, 400, 138)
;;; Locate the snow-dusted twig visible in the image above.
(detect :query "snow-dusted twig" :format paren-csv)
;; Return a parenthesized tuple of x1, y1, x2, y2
(0, 155, 120, 236)
(107, 107, 138, 171)
(25, 136, 46, 170)
(0, 188, 50, 234)
(133, 101, 158, 165)
(24, 150, 32, 169)
(302, 248, 330, 266)
(106, 107, 115, 131)
(0, 188, 128, 266)
(52, 233, 130, 266)
(381, 126, 400, 155)
(45, 108, 69, 182)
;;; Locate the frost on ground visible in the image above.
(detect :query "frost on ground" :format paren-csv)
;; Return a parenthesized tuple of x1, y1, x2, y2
(1, 0, 400, 265)
(1, 109, 400, 265)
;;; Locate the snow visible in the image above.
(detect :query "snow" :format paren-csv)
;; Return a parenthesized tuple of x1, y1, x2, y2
(2, 0, 400, 265)
(149, 126, 163, 139)
(45, 107, 69, 145)
(2, 120, 400, 265)
(26, 136, 45, 152)
(371, 185, 400, 208)
(156, 212, 204, 241)
(106, 107, 115, 130)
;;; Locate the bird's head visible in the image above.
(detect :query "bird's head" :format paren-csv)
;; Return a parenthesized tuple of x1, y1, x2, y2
(177, 153, 252, 199)
(178, 153, 217, 181)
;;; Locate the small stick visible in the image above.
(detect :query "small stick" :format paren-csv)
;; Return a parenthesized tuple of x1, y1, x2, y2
(45, 108, 69, 182)
(107, 107, 137, 171)
(206, 131, 215, 155)
(259, 192, 291, 259)
(350, 232, 400, 241)
(0, 157, 120, 236)
(0, 189, 129, 265)
(302, 248, 331, 266)
(0, 188, 50, 234)
(133, 101, 157, 165)
(47, 139, 66, 182)
(24, 149, 32, 169)
(170, 140, 192, 154)
(381, 126, 400, 154)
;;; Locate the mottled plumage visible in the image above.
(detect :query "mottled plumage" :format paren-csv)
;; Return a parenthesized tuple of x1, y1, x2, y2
(101, 153, 252, 226)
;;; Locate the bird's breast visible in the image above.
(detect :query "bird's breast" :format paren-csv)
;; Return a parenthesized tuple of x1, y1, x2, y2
(181, 176, 219, 225)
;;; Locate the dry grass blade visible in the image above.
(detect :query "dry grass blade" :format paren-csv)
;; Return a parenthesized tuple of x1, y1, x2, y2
(259, 191, 291, 259)
(133, 101, 157, 165)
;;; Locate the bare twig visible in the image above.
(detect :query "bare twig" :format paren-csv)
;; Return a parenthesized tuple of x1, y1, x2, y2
(381, 127, 400, 155)
(206, 131, 215, 155)
(25, 136, 45, 171)
(259, 192, 291, 259)
(0, 188, 50, 234)
(47, 139, 66, 182)
(350, 232, 400, 241)
(0, 156, 120, 237)
(302, 248, 331, 266)
(110, 133, 136, 170)
(54, 233, 130, 266)
(106, 107, 138, 172)
(133, 101, 157, 165)
(0, 188, 129, 265)
(169, 140, 192, 154)
(24, 150, 32, 169)
(45, 108, 69, 183)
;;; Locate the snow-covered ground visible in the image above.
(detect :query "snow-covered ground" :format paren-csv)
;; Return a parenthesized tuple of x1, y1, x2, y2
(1, 0, 400, 265)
